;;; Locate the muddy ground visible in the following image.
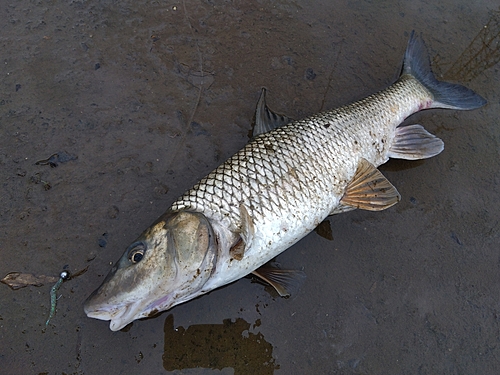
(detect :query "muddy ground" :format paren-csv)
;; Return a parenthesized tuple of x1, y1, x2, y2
(1, 0, 499, 374)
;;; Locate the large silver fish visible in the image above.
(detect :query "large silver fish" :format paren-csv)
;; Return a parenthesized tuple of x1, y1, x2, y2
(84, 32, 486, 331)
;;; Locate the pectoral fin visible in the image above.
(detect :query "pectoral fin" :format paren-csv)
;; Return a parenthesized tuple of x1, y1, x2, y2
(239, 204, 255, 246)
(252, 265, 306, 297)
(229, 204, 255, 261)
(388, 124, 444, 160)
(340, 158, 400, 211)
(229, 238, 245, 261)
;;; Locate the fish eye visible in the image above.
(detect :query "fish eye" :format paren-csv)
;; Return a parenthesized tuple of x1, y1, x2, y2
(128, 243, 146, 264)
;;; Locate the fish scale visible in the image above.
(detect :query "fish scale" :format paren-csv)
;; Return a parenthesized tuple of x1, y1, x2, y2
(84, 32, 486, 331)
(169, 76, 428, 234)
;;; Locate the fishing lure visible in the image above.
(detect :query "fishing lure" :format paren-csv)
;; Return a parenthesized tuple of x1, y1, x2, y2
(45, 270, 70, 326)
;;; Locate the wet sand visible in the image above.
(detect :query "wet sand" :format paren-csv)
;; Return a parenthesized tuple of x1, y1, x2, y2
(0, 1, 499, 374)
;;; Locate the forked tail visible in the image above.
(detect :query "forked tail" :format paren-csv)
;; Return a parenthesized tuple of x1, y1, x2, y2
(403, 31, 487, 110)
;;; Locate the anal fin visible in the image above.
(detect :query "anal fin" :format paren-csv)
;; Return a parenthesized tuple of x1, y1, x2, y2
(252, 264, 306, 297)
(340, 158, 400, 211)
(388, 124, 444, 160)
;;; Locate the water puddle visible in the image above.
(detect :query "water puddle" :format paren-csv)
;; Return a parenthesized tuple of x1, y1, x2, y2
(163, 314, 279, 374)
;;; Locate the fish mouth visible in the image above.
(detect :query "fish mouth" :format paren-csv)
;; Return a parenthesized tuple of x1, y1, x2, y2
(84, 294, 173, 331)
(84, 300, 146, 331)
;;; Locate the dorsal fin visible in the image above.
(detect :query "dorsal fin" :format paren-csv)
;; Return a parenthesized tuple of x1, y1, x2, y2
(252, 88, 292, 137)
(340, 158, 400, 211)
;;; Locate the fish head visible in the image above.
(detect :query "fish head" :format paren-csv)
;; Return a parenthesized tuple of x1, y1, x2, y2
(84, 210, 217, 331)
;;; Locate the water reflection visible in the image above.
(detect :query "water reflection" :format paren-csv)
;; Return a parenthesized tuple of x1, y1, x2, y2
(163, 314, 279, 374)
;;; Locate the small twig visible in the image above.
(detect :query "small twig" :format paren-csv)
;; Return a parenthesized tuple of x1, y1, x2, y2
(320, 40, 343, 112)
(165, 0, 204, 171)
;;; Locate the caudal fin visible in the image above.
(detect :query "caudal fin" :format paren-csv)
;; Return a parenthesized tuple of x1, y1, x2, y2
(403, 31, 487, 110)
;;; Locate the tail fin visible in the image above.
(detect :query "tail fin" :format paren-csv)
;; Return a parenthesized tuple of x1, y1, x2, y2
(403, 31, 487, 110)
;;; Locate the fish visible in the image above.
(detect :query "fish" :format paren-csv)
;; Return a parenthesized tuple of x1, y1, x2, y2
(84, 31, 486, 331)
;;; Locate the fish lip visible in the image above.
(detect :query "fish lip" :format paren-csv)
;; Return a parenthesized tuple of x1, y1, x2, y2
(84, 299, 144, 331)
(84, 304, 121, 320)
(84, 295, 173, 331)
(109, 301, 146, 331)
(84, 303, 122, 321)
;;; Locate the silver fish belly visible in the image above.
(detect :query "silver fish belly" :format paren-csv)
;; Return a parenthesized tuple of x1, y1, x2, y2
(84, 31, 486, 331)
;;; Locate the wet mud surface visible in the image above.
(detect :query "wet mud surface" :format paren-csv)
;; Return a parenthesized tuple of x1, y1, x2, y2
(1, 1, 499, 374)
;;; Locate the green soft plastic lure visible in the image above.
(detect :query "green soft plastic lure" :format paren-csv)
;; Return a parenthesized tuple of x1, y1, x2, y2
(45, 270, 70, 326)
